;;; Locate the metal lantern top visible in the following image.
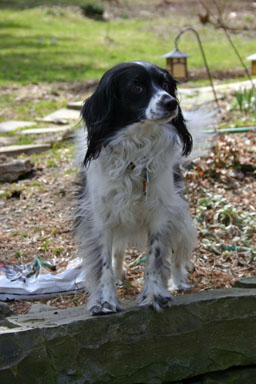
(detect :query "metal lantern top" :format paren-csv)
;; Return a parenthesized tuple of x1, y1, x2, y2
(161, 48, 191, 59)
(246, 53, 256, 61)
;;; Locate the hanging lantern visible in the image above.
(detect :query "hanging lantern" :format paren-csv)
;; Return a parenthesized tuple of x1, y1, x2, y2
(161, 48, 191, 81)
(246, 54, 256, 76)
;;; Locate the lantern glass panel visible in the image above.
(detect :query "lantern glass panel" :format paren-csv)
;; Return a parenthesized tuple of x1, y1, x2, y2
(173, 59, 186, 79)
(252, 61, 256, 75)
(167, 58, 172, 72)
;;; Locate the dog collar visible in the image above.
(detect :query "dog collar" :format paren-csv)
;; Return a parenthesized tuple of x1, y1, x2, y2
(127, 162, 149, 198)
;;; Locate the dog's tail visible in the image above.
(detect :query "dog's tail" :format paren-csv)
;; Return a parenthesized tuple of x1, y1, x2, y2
(183, 108, 217, 160)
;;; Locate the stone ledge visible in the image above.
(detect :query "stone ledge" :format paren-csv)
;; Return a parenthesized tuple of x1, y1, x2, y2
(1, 288, 256, 384)
(186, 365, 256, 384)
(0, 144, 51, 156)
(234, 276, 256, 289)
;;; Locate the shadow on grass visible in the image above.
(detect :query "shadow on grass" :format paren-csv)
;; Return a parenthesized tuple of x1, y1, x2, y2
(0, 32, 78, 49)
(0, 0, 90, 10)
(0, 51, 99, 83)
(0, 20, 32, 29)
(0, 24, 101, 82)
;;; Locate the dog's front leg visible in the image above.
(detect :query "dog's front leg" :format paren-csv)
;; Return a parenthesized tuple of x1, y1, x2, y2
(137, 233, 172, 311)
(85, 230, 122, 316)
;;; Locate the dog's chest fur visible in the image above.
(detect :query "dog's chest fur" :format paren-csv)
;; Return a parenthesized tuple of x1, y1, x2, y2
(87, 122, 181, 231)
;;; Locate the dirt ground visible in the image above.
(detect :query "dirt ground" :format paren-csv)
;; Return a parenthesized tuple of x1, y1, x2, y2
(1, 128, 255, 315)
(1, 0, 256, 313)
(111, 0, 256, 31)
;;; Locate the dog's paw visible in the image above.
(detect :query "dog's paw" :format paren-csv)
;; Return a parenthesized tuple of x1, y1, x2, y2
(168, 279, 193, 292)
(87, 283, 123, 316)
(114, 269, 126, 287)
(115, 279, 124, 287)
(89, 300, 123, 316)
(137, 287, 172, 312)
(88, 292, 123, 316)
(115, 273, 128, 287)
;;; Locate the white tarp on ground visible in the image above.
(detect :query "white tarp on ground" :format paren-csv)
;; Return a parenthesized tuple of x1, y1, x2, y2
(0, 258, 85, 301)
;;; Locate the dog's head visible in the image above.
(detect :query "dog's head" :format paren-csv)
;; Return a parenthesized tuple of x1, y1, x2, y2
(82, 61, 192, 166)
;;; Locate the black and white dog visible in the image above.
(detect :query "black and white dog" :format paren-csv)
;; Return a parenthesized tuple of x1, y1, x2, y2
(75, 61, 200, 315)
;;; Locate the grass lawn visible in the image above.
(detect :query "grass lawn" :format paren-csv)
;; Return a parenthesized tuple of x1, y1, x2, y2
(0, 2, 255, 124)
(0, 5, 255, 85)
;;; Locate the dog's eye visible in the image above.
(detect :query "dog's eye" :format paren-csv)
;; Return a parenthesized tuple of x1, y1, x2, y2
(131, 84, 143, 95)
(162, 82, 170, 92)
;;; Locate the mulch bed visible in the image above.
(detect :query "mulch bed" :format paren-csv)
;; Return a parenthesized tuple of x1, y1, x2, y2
(0, 131, 255, 315)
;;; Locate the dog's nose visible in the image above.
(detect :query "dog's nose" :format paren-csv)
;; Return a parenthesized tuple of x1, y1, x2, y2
(161, 95, 178, 111)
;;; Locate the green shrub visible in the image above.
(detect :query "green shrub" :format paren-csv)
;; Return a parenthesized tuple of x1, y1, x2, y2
(80, 1, 104, 20)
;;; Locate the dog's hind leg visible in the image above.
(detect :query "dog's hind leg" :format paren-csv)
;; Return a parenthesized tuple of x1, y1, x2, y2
(113, 248, 125, 287)
(168, 211, 197, 292)
(137, 232, 172, 311)
(168, 249, 193, 292)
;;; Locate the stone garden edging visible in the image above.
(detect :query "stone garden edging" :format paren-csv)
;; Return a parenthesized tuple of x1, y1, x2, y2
(0, 287, 256, 384)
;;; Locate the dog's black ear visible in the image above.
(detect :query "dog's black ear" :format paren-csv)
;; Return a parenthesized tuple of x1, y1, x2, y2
(172, 107, 193, 156)
(81, 75, 117, 167)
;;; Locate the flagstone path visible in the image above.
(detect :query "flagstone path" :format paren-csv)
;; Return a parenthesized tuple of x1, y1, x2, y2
(0, 121, 35, 133)
(0, 78, 255, 162)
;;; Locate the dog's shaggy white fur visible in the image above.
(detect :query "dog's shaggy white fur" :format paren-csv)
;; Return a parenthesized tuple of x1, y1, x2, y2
(74, 62, 212, 315)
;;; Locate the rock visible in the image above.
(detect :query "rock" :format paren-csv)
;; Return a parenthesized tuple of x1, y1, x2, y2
(180, 90, 224, 109)
(180, 78, 256, 95)
(189, 366, 256, 383)
(0, 159, 34, 182)
(38, 108, 80, 124)
(234, 276, 256, 289)
(0, 303, 13, 321)
(0, 121, 35, 133)
(0, 288, 256, 384)
(19, 126, 72, 135)
(28, 304, 58, 314)
(0, 144, 51, 156)
(0, 136, 17, 147)
(67, 101, 84, 110)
